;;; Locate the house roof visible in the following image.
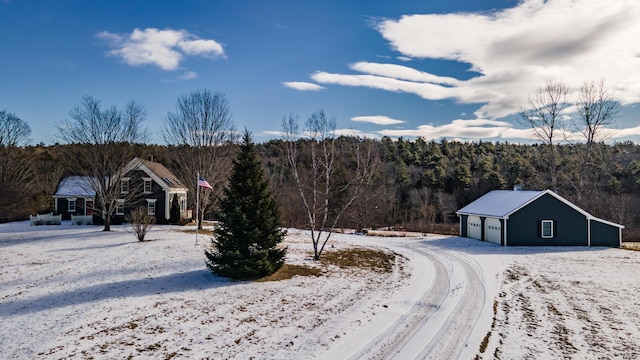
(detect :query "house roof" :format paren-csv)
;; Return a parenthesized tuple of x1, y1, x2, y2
(126, 157, 187, 191)
(457, 189, 545, 218)
(54, 176, 96, 197)
(457, 189, 624, 228)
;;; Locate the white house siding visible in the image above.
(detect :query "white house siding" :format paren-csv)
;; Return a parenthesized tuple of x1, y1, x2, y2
(485, 218, 502, 245)
(468, 216, 482, 240)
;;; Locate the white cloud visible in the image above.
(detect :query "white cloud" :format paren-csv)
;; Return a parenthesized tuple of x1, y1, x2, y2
(178, 71, 198, 80)
(282, 82, 325, 91)
(335, 128, 380, 139)
(351, 115, 405, 125)
(311, 0, 640, 121)
(376, 118, 640, 142)
(97, 28, 224, 71)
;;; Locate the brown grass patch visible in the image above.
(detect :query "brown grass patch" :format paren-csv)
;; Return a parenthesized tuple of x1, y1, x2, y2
(257, 264, 323, 282)
(258, 247, 398, 282)
(320, 247, 396, 273)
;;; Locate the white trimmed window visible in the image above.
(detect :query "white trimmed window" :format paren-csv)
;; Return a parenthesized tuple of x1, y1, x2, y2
(68, 198, 76, 212)
(147, 199, 157, 216)
(143, 178, 152, 193)
(116, 200, 125, 215)
(121, 178, 130, 193)
(541, 220, 554, 238)
(180, 197, 186, 211)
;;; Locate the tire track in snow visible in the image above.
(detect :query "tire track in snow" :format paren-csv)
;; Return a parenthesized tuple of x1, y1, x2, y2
(347, 241, 486, 360)
(346, 244, 451, 360)
(413, 248, 486, 359)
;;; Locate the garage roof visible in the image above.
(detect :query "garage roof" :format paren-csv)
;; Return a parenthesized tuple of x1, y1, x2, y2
(456, 189, 545, 218)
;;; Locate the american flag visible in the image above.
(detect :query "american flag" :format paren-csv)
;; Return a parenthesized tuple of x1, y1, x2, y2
(198, 176, 213, 190)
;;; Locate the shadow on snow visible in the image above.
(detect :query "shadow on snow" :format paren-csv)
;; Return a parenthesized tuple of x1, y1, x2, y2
(0, 268, 230, 316)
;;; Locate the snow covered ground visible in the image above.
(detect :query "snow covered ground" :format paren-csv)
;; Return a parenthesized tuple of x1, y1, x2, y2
(1, 221, 639, 359)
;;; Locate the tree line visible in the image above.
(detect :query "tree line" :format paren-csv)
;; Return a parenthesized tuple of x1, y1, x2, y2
(1, 87, 638, 242)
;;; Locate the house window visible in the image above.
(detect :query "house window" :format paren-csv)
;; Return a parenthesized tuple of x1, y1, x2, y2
(147, 199, 157, 216)
(121, 178, 130, 194)
(541, 220, 554, 238)
(68, 198, 76, 212)
(180, 197, 186, 211)
(144, 179, 152, 193)
(116, 200, 125, 215)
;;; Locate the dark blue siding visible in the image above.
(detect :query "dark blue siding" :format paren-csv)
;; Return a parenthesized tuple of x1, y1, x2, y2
(459, 214, 468, 237)
(590, 220, 620, 247)
(507, 193, 588, 246)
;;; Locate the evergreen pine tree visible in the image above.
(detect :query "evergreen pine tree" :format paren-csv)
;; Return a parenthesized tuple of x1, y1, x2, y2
(205, 129, 287, 280)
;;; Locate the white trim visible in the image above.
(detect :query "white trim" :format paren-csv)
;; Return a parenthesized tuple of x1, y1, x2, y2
(143, 178, 153, 193)
(116, 199, 125, 215)
(146, 199, 157, 215)
(120, 178, 130, 194)
(541, 220, 554, 238)
(67, 198, 77, 212)
(504, 218, 508, 246)
(129, 158, 187, 193)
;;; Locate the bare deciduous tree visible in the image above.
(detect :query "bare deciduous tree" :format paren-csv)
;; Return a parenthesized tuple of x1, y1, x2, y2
(127, 206, 155, 241)
(282, 110, 376, 260)
(0, 110, 32, 220)
(572, 80, 620, 198)
(56, 95, 148, 231)
(162, 89, 237, 229)
(519, 80, 570, 191)
(0, 110, 31, 147)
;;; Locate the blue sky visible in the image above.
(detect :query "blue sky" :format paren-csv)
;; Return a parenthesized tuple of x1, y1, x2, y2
(2, 0, 639, 145)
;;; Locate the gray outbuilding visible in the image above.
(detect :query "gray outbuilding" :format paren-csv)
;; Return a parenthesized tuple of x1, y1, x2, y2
(456, 188, 624, 247)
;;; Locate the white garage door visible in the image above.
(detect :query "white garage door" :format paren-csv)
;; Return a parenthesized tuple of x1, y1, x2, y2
(467, 216, 482, 240)
(485, 218, 502, 245)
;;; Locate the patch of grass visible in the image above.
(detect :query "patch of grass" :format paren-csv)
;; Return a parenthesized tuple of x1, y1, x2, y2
(258, 247, 398, 282)
(320, 247, 397, 273)
(257, 264, 323, 282)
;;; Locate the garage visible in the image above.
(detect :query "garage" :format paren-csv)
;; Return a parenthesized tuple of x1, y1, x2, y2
(457, 188, 624, 247)
(484, 218, 502, 245)
(467, 215, 482, 240)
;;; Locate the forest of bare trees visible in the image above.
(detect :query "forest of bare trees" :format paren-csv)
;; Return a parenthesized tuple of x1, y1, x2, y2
(1, 133, 639, 241)
(1, 85, 639, 241)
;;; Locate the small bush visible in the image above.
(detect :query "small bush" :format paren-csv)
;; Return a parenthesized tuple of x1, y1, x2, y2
(127, 207, 155, 242)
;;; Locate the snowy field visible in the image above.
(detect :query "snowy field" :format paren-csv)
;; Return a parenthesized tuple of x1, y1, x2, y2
(1, 221, 639, 359)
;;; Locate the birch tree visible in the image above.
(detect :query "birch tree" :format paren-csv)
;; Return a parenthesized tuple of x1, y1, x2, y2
(282, 110, 375, 260)
(572, 80, 620, 198)
(162, 89, 237, 229)
(519, 81, 570, 191)
(56, 95, 148, 231)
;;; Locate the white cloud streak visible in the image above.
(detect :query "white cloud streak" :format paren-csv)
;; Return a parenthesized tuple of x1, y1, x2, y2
(376, 119, 640, 142)
(351, 115, 405, 125)
(282, 82, 325, 91)
(311, 0, 640, 121)
(97, 28, 224, 71)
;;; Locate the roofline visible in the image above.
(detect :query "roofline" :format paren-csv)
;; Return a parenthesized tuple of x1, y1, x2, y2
(128, 158, 188, 193)
(457, 189, 624, 228)
(591, 216, 625, 229)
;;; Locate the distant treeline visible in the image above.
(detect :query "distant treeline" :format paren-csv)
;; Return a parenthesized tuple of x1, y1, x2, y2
(2, 137, 639, 241)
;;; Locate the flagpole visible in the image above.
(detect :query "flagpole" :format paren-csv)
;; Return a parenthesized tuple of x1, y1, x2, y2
(195, 172, 200, 245)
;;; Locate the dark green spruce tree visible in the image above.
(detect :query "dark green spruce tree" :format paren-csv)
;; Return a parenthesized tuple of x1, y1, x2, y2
(205, 129, 287, 280)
